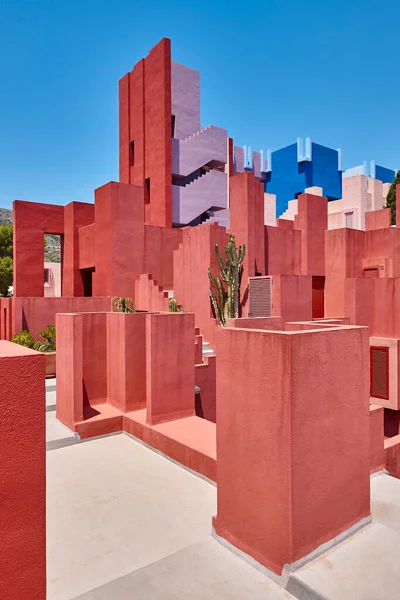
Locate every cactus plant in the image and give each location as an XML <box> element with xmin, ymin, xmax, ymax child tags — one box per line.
<box><xmin>168</xmin><ymin>298</ymin><xmax>179</xmax><ymax>312</ymax></box>
<box><xmin>112</xmin><ymin>297</ymin><xmax>136</xmax><ymax>313</ymax></box>
<box><xmin>208</xmin><ymin>234</ymin><xmax>246</xmax><ymax>326</ymax></box>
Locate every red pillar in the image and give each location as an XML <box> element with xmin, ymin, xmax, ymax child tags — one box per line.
<box><xmin>119</xmin><ymin>38</ymin><xmax>172</xmax><ymax>227</ymax></box>
<box><xmin>146</xmin><ymin>312</ymin><xmax>195</xmax><ymax>425</ymax></box>
<box><xmin>0</xmin><ymin>341</ymin><xmax>46</xmax><ymax>599</ymax></box>
<box><xmin>56</xmin><ymin>313</ymin><xmax>84</xmax><ymax>430</ymax></box>
<box><xmin>213</xmin><ymin>325</ymin><xmax>370</xmax><ymax>574</ymax></box>
<box><xmin>93</xmin><ymin>181</ymin><xmax>145</xmax><ymax>299</ymax></box>
<box><xmin>295</xmin><ymin>193</ymin><xmax>327</xmax><ymax>276</ymax></box>
<box><xmin>229</xmin><ymin>172</ymin><xmax>265</xmax><ymax>316</ymax></box>
<box><xmin>63</xmin><ymin>202</ymin><xmax>95</xmax><ymax>296</ymax></box>
<box><xmin>107</xmin><ymin>312</ymin><xmax>146</xmax><ymax>412</ymax></box>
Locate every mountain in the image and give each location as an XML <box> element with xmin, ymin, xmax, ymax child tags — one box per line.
<box><xmin>0</xmin><ymin>208</ymin><xmax>61</xmax><ymax>263</ymax></box>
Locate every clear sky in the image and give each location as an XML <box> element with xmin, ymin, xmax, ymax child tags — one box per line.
<box><xmin>0</xmin><ymin>0</ymin><xmax>398</xmax><ymax>209</ymax></box>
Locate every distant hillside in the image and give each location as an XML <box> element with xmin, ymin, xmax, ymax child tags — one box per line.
<box><xmin>0</xmin><ymin>208</ymin><xmax>61</xmax><ymax>263</ymax></box>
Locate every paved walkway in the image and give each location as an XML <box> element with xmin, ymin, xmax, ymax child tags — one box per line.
<box><xmin>46</xmin><ymin>380</ymin><xmax>400</xmax><ymax>599</ymax></box>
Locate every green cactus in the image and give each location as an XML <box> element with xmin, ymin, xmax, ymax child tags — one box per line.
<box><xmin>208</xmin><ymin>234</ymin><xmax>246</xmax><ymax>326</ymax></box>
<box><xmin>112</xmin><ymin>297</ymin><xmax>136</xmax><ymax>313</ymax></box>
<box><xmin>168</xmin><ymin>298</ymin><xmax>180</xmax><ymax>312</ymax></box>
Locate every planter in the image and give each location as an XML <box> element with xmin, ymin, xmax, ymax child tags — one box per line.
<box><xmin>45</xmin><ymin>352</ymin><xmax>56</xmax><ymax>378</ymax></box>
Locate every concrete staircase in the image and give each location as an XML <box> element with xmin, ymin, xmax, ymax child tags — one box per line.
<box><xmin>202</xmin><ymin>341</ymin><xmax>214</xmax><ymax>360</ymax></box>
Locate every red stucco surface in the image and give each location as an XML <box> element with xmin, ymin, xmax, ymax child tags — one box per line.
<box><xmin>0</xmin><ymin>341</ymin><xmax>46</xmax><ymax>599</ymax></box>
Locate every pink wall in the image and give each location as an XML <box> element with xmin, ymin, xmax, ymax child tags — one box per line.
<box><xmin>370</xmin><ymin>405</ymin><xmax>385</xmax><ymax>474</ymax></box>
<box><xmin>229</xmin><ymin>172</ymin><xmax>265</xmax><ymax>315</ymax></box>
<box><xmin>135</xmin><ymin>274</ymin><xmax>170</xmax><ymax>312</ymax></box>
<box><xmin>296</xmin><ymin>193</ymin><xmax>327</xmax><ymax>276</ymax></box>
<box><xmin>265</xmin><ymin>225</ymin><xmax>301</xmax><ymax>275</ymax></box>
<box><xmin>11</xmin><ymin>296</ymin><xmax>112</xmax><ymax>340</ymax></box>
<box><xmin>144</xmin><ymin>225</ymin><xmax>182</xmax><ymax>289</ymax></box>
<box><xmin>78</xmin><ymin>223</ymin><xmax>95</xmax><ymax>269</ymax></box>
<box><xmin>226</xmin><ymin>316</ymin><xmax>284</xmax><ymax>330</ymax></box>
<box><xmin>63</xmin><ymin>202</ymin><xmax>95</xmax><ymax>296</ymax></box>
<box><xmin>272</xmin><ymin>275</ymin><xmax>312</xmax><ymax>322</ymax></box>
<box><xmin>365</xmin><ymin>208</ymin><xmax>391</xmax><ymax>231</ymax></box>
<box><xmin>0</xmin><ymin>342</ymin><xmax>46</xmax><ymax>599</ymax></box>
<box><xmin>214</xmin><ymin>325</ymin><xmax>370</xmax><ymax>574</ymax></box>
<box><xmin>107</xmin><ymin>312</ymin><xmax>147</xmax><ymax>412</ymax></box>
<box><xmin>146</xmin><ymin>312</ymin><xmax>195</xmax><ymax>425</ymax></box>
<box><xmin>173</xmin><ymin>222</ymin><xmax>227</xmax><ymax>346</ymax></box>
<box><xmin>195</xmin><ymin>356</ymin><xmax>216</xmax><ymax>423</ymax></box>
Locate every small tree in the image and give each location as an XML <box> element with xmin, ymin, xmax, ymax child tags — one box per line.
<box><xmin>385</xmin><ymin>170</ymin><xmax>400</xmax><ymax>225</ymax></box>
<box><xmin>0</xmin><ymin>224</ymin><xmax>13</xmax><ymax>297</ymax></box>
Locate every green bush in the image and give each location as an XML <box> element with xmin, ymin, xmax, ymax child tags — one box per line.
<box><xmin>34</xmin><ymin>324</ymin><xmax>56</xmax><ymax>353</ymax></box>
<box><xmin>12</xmin><ymin>330</ymin><xmax>35</xmax><ymax>349</ymax></box>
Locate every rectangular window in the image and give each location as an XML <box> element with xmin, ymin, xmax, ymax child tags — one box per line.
<box><xmin>44</xmin><ymin>268</ymin><xmax>51</xmax><ymax>284</ymax></box>
<box><xmin>370</xmin><ymin>346</ymin><xmax>389</xmax><ymax>400</ymax></box>
<box><xmin>130</xmin><ymin>141</ymin><xmax>135</xmax><ymax>166</ymax></box>
<box><xmin>171</xmin><ymin>115</ymin><xmax>176</xmax><ymax>138</ymax></box>
<box><xmin>145</xmin><ymin>177</ymin><xmax>151</xmax><ymax>204</ymax></box>
<box><xmin>345</xmin><ymin>211</ymin><xmax>353</xmax><ymax>228</ymax></box>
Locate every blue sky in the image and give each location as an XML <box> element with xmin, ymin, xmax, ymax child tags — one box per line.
<box><xmin>0</xmin><ymin>0</ymin><xmax>398</xmax><ymax>208</ymax></box>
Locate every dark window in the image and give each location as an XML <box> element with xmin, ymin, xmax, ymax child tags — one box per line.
<box><xmin>130</xmin><ymin>141</ymin><xmax>135</xmax><ymax>166</ymax></box>
<box><xmin>171</xmin><ymin>115</ymin><xmax>176</xmax><ymax>138</ymax></box>
<box><xmin>44</xmin><ymin>268</ymin><xmax>51</xmax><ymax>284</ymax></box>
<box><xmin>80</xmin><ymin>268</ymin><xmax>95</xmax><ymax>297</ymax></box>
<box><xmin>145</xmin><ymin>177</ymin><xmax>151</xmax><ymax>204</ymax></box>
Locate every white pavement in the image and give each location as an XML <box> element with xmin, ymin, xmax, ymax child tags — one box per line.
<box><xmin>46</xmin><ymin>381</ymin><xmax>400</xmax><ymax>600</ymax></box>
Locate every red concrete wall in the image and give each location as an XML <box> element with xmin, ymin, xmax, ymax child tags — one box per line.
<box><xmin>0</xmin><ymin>341</ymin><xmax>46</xmax><ymax>599</ymax></box>
<box><xmin>0</xmin><ymin>298</ymin><xmax>13</xmax><ymax>340</ymax></box>
<box><xmin>119</xmin><ymin>38</ymin><xmax>172</xmax><ymax>226</ymax></box>
<box><xmin>146</xmin><ymin>313</ymin><xmax>195</xmax><ymax>425</ymax></box>
<box><xmin>12</xmin><ymin>296</ymin><xmax>112</xmax><ymax>340</ymax></box>
<box><xmin>226</xmin><ymin>316</ymin><xmax>284</xmax><ymax>330</ymax></box>
<box><xmin>370</xmin><ymin>405</ymin><xmax>385</xmax><ymax>474</ymax></box>
<box><xmin>265</xmin><ymin>226</ymin><xmax>301</xmax><ymax>275</ymax></box>
<box><xmin>365</xmin><ymin>208</ymin><xmax>391</xmax><ymax>231</ymax></box>
<box><xmin>82</xmin><ymin>312</ymin><xmax>108</xmax><ymax>406</ymax></box>
<box><xmin>295</xmin><ymin>193</ymin><xmax>327</xmax><ymax>276</ymax></box>
<box><xmin>63</xmin><ymin>202</ymin><xmax>95</xmax><ymax>296</ymax></box>
<box><xmin>385</xmin><ymin>435</ymin><xmax>400</xmax><ymax>478</ymax></box>
<box><xmin>56</xmin><ymin>313</ymin><xmax>84</xmax><ymax>429</ymax></box>
<box><xmin>93</xmin><ymin>181</ymin><xmax>144</xmax><ymax>299</ymax></box>
<box><xmin>214</xmin><ymin>325</ymin><xmax>370</xmax><ymax>574</ymax></box>
<box><xmin>229</xmin><ymin>172</ymin><xmax>265</xmax><ymax>315</ymax></box>
<box><xmin>364</xmin><ymin>227</ymin><xmax>400</xmax><ymax>278</ymax></box>
<box><xmin>173</xmin><ymin>222</ymin><xmax>227</xmax><ymax>346</ymax></box>
<box><xmin>144</xmin><ymin>225</ymin><xmax>182</xmax><ymax>289</ymax></box>
<box><xmin>78</xmin><ymin>223</ymin><xmax>95</xmax><ymax>270</ymax></box>
<box><xmin>13</xmin><ymin>200</ymin><xmax>64</xmax><ymax>297</ymax></box>
<box><xmin>272</xmin><ymin>275</ymin><xmax>312</xmax><ymax>322</ymax></box>
<box><xmin>195</xmin><ymin>356</ymin><xmax>216</xmax><ymax>423</ymax></box>
<box><xmin>107</xmin><ymin>312</ymin><xmax>147</xmax><ymax>412</ymax></box>
<box><xmin>325</xmin><ymin>228</ymin><xmax>364</xmax><ymax>317</ymax></box>
<box><xmin>135</xmin><ymin>274</ymin><xmax>169</xmax><ymax>312</ymax></box>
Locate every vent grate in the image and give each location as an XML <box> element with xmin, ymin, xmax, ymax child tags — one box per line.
<box><xmin>370</xmin><ymin>346</ymin><xmax>389</xmax><ymax>400</ymax></box>
<box><xmin>249</xmin><ymin>277</ymin><xmax>272</xmax><ymax>317</ymax></box>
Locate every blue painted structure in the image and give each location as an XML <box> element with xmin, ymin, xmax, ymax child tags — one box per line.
<box><xmin>343</xmin><ymin>160</ymin><xmax>395</xmax><ymax>184</ymax></box>
<box><xmin>264</xmin><ymin>138</ymin><xmax>343</xmax><ymax>217</ymax></box>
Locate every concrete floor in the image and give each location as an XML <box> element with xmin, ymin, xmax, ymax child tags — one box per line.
<box><xmin>46</xmin><ymin>380</ymin><xmax>400</xmax><ymax>599</ymax></box>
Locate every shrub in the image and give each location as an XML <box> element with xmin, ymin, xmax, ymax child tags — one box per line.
<box><xmin>112</xmin><ymin>297</ymin><xmax>136</xmax><ymax>313</ymax></box>
<box><xmin>12</xmin><ymin>330</ymin><xmax>35</xmax><ymax>349</ymax></box>
<box><xmin>34</xmin><ymin>324</ymin><xmax>56</xmax><ymax>353</ymax></box>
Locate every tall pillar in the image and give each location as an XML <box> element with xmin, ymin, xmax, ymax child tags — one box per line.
<box><xmin>229</xmin><ymin>172</ymin><xmax>265</xmax><ymax>316</ymax></box>
<box><xmin>63</xmin><ymin>202</ymin><xmax>95</xmax><ymax>296</ymax></box>
<box><xmin>93</xmin><ymin>181</ymin><xmax>145</xmax><ymax>299</ymax></box>
<box><xmin>213</xmin><ymin>325</ymin><xmax>370</xmax><ymax>574</ymax></box>
<box><xmin>0</xmin><ymin>341</ymin><xmax>46</xmax><ymax>598</ymax></box>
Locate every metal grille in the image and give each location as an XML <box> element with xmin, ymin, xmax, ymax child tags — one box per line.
<box><xmin>370</xmin><ymin>346</ymin><xmax>389</xmax><ymax>399</ymax></box>
<box><xmin>249</xmin><ymin>277</ymin><xmax>272</xmax><ymax>317</ymax></box>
